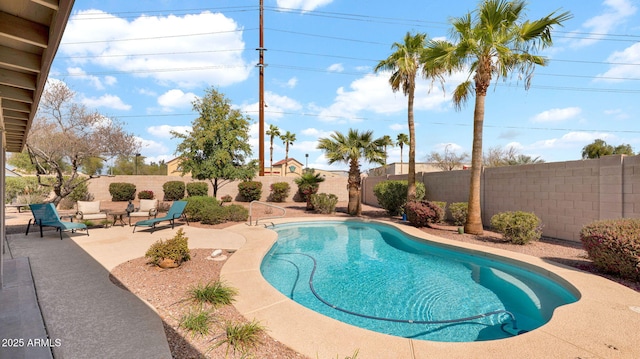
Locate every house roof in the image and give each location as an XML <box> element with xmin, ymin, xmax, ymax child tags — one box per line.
<box><xmin>272</xmin><ymin>158</ymin><xmax>303</xmax><ymax>166</ymax></box>
<box><xmin>0</xmin><ymin>0</ymin><xmax>75</xmax><ymax>153</ymax></box>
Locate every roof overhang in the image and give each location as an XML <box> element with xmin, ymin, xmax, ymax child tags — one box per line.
<box><xmin>0</xmin><ymin>0</ymin><xmax>75</xmax><ymax>153</ymax></box>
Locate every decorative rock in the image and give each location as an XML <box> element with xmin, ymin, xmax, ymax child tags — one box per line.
<box><xmin>158</xmin><ymin>258</ymin><xmax>179</xmax><ymax>269</ymax></box>
<box><xmin>211</xmin><ymin>249</ymin><xmax>223</xmax><ymax>258</ymax></box>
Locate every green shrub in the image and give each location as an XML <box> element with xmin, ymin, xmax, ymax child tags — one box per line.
<box><xmin>109</xmin><ymin>182</ymin><xmax>136</xmax><ymax>201</ymax></box>
<box><xmin>221</xmin><ymin>194</ymin><xmax>233</xmax><ymax>203</ymax></box>
<box><xmin>224</xmin><ymin>204</ymin><xmax>249</xmax><ymax>222</ymax></box>
<box><xmin>200</xmin><ymin>205</ymin><xmax>228</xmax><ymax>225</ymax></box>
<box><xmin>186</xmin><ymin>182</ymin><xmax>209</xmax><ymax>197</ymax></box>
<box><xmin>188</xmin><ymin>281</ymin><xmax>238</xmax><ymax>306</ymax></box>
<box><xmin>6</xmin><ymin>177</ymin><xmax>53</xmax><ymax>204</ymax></box>
<box><xmin>311</xmin><ymin>193</ymin><xmax>338</xmax><ymax>214</ymax></box>
<box><xmin>145</xmin><ymin>228</ymin><xmax>190</xmax><ymax>266</ymax></box>
<box><xmin>580</xmin><ymin>219</ymin><xmax>640</xmax><ymax>281</ymax></box>
<box><xmin>405</xmin><ymin>201</ymin><xmax>444</xmax><ymax>227</ymax></box>
<box><xmin>184</xmin><ymin>196</ymin><xmax>219</xmax><ymax>222</ymax></box>
<box><xmin>68</xmin><ymin>179</ymin><xmax>93</xmax><ymax>202</ymax></box>
<box><xmin>163</xmin><ymin>181</ymin><xmax>185</xmax><ymax>201</ymax></box>
<box><xmin>431</xmin><ymin>201</ymin><xmax>447</xmax><ymax>223</ymax></box>
<box><xmin>269</xmin><ymin>182</ymin><xmax>290</xmax><ymax>202</ymax></box>
<box><xmin>449</xmin><ymin>202</ymin><xmax>468</xmax><ymax>226</ymax></box>
<box><xmin>490</xmin><ymin>211</ymin><xmax>542</xmax><ymax>245</ymax></box>
<box><xmin>237</xmin><ymin>181</ymin><xmax>262</xmax><ymax>202</ymax></box>
<box><xmin>294</xmin><ymin>170</ymin><xmax>325</xmax><ymax>209</ymax></box>
<box><xmin>137</xmin><ymin>190</ymin><xmax>154</xmax><ymax>199</ymax></box>
<box><xmin>216</xmin><ymin>320</ymin><xmax>265</xmax><ymax>354</ymax></box>
<box><xmin>373</xmin><ymin>180</ymin><xmax>425</xmax><ymax>216</ymax></box>
<box><xmin>179</xmin><ymin>308</ymin><xmax>212</xmax><ymax>337</ymax></box>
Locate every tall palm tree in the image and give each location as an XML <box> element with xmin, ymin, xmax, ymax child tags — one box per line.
<box><xmin>396</xmin><ymin>133</ymin><xmax>409</xmax><ymax>174</ymax></box>
<box><xmin>266</xmin><ymin>124</ymin><xmax>280</xmax><ymax>176</ymax></box>
<box><xmin>425</xmin><ymin>0</ymin><xmax>571</xmax><ymax>234</ymax></box>
<box><xmin>375</xmin><ymin>32</ymin><xmax>444</xmax><ymax>202</ymax></box>
<box><xmin>379</xmin><ymin>135</ymin><xmax>394</xmax><ymax>170</ymax></box>
<box><xmin>317</xmin><ymin>129</ymin><xmax>385</xmax><ymax>215</ymax></box>
<box><xmin>280</xmin><ymin>131</ymin><xmax>296</xmax><ymax>176</ymax></box>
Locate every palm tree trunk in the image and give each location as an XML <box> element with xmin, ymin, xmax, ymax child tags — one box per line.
<box><xmin>347</xmin><ymin>158</ymin><xmax>361</xmax><ymax>215</ymax></box>
<box><xmin>465</xmin><ymin>93</ymin><xmax>485</xmax><ymax>235</ymax></box>
<box><xmin>400</xmin><ymin>145</ymin><xmax>404</xmax><ymax>174</ymax></box>
<box><xmin>269</xmin><ymin>142</ymin><xmax>274</xmax><ymax>176</ymax></box>
<box><xmin>407</xmin><ymin>84</ymin><xmax>417</xmax><ymax>202</ymax></box>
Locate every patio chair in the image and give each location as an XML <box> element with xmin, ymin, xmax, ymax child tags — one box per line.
<box><xmin>76</xmin><ymin>200</ymin><xmax>108</xmax><ymax>221</ymax></box>
<box><xmin>128</xmin><ymin>199</ymin><xmax>158</xmax><ymax>225</ymax></box>
<box><xmin>132</xmin><ymin>201</ymin><xmax>188</xmax><ymax>233</ymax></box>
<box><xmin>27</xmin><ymin>203</ymin><xmax>89</xmax><ymax>240</ymax></box>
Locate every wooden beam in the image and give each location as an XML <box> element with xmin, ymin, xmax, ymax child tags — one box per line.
<box><xmin>1</xmin><ymin>99</ymin><xmax>31</xmax><ymax>113</ymax></box>
<box><xmin>0</xmin><ymin>45</ymin><xmax>42</xmax><ymax>73</ymax></box>
<box><xmin>3</xmin><ymin>110</ymin><xmax>29</xmax><ymax>121</ymax></box>
<box><xmin>0</xmin><ymin>11</ymin><xmax>49</xmax><ymax>48</ymax></box>
<box><xmin>0</xmin><ymin>68</ymin><xmax>37</xmax><ymax>90</ymax></box>
<box><xmin>0</xmin><ymin>84</ymin><xmax>33</xmax><ymax>103</ymax></box>
<box><xmin>31</xmin><ymin>0</ymin><xmax>60</xmax><ymax>11</ymax></box>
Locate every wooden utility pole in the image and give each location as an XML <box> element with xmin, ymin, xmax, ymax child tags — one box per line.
<box><xmin>257</xmin><ymin>0</ymin><xmax>266</xmax><ymax>176</ymax></box>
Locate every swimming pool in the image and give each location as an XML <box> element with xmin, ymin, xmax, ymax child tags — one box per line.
<box><xmin>260</xmin><ymin>220</ymin><xmax>579</xmax><ymax>342</ymax></box>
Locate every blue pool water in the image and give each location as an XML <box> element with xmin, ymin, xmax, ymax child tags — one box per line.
<box><xmin>260</xmin><ymin>221</ymin><xmax>579</xmax><ymax>342</ymax></box>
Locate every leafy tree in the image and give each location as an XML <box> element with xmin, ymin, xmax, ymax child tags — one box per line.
<box><xmin>7</xmin><ymin>150</ymin><xmax>38</xmax><ymax>174</ymax></box>
<box><xmin>396</xmin><ymin>133</ymin><xmax>409</xmax><ymax>174</ymax></box>
<box><xmin>581</xmin><ymin>139</ymin><xmax>634</xmax><ymax>159</ymax></box>
<box><xmin>280</xmin><ymin>131</ymin><xmax>296</xmax><ymax>175</ymax></box>
<box><xmin>172</xmin><ymin>87</ymin><xmax>257</xmax><ymax>198</ymax></box>
<box><xmin>484</xmin><ymin>145</ymin><xmax>544</xmax><ymax>167</ymax></box>
<box><xmin>81</xmin><ymin>157</ymin><xmax>104</xmax><ymax>176</ymax></box>
<box><xmin>375</xmin><ymin>32</ymin><xmax>444</xmax><ymax>202</ymax></box>
<box><xmin>294</xmin><ymin>169</ymin><xmax>325</xmax><ymax>210</ymax></box>
<box><xmin>427</xmin><ymin>144</ymin><xmax>469</xmax><ymax>171</ymax></box>
<box><xmin>26</xmin><ymin>80</ymin><xmax>138</xmax><ymax>206</ymax></box>
<box><xmin>317</xmin><ymin>129</ymin><xmax>385</xmax><ymax>215</ymax></box>
<box><xmin>425</xmin><ymin>0</ymin><xmax>571</xmax><ymax>234</ymax></box>
<box><xmin>266</xmin><ymin>124</ymin><xmax>281</xmax><ymax>176</ymax></box>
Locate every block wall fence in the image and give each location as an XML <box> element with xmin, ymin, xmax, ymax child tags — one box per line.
<box><xmin>362</xmin><ymin>154</ymin><xmax>640</xmax><ymax>242</ymax></box>
<box><xmin>87</xmin><ymin>175</ymin><xmax>349</xmax><ymax>206</ymax></box>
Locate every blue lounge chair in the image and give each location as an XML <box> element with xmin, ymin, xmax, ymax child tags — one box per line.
<box><xmin>132</xmin><ymin>201</ymin><xmax>189</xmax><ymax>233</ymax></box>
<box><xmin>26</xmin><ymin>203</ymin><xmax>89</xmax><ymax>240</ymax></box>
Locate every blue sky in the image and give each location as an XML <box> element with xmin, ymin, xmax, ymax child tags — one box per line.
<box><xmin>50</xmin><ymin>0</ymin><xmax>640</xmax><ymax>172</ymax></box>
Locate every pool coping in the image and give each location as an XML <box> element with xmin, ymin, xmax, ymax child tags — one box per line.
<box><xmin>221</xmin><ymin>217</ymin><xmax>640</xmax><ymax>359</ymax></box>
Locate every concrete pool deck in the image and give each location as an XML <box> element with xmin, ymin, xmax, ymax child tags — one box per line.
<box><xmin>221</xmin><ymin>217</ymin><xmax>640</xmax><ymax>359</ymax></box>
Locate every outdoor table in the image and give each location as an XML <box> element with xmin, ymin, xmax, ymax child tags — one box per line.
<box><xmin>111</xmin><ymin>211</ymin><xmax>128</xmax><ymax>227</ymax></box>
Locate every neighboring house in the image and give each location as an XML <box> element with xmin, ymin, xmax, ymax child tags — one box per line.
<box><xmin>167</xmin><ymin>157</ymin><xmax>182</xmax><ymax>176</ymax></box>
<box><xmin>267</xmin><ymin>158</ymin><xmax>304</xmax><ymax>177</ymax></box>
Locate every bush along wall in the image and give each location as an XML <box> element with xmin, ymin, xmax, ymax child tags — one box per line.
<box><xmin>109</xmin><ymin>182</ymin><xmax>136</xmax><ymax>201</ymax></box>
<box><xmin>163</xmin><ymin>181</ymin><xmax>185</xmax><ymax>201</ymax></box>
<box><xmin>580</xmin><ymin>218</ymin><xmax>640</xmax><ymax>282</ymax></box>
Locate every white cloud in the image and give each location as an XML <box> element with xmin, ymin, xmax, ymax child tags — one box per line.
<box><xmin>147</xmin><ymin>125</ymin><xmax>191</xmax><ymax>138</ymax></box>
<box><xmin>67</xmin><ymin>66</ymin><xmax>112</xmax><ymax>90</ymax></box>
<box><xmin>157</xmin><ymin>89</ymin><xmax>197</xmax><ymax>110</ymax></box>
<box><xmin>276</xmin><ymin>0</ymin><xmax>334</xmax><ymax>12</ymax></box>
<box><xmin>603</xmin><ymin>108</ymin><xmax>630</xmax><ymax>119</ymax></box>
<box><xmin>81</xmin><ymin>94</ymin><xmax>131</xmax><ymax>110</ymax></box>
<box><xmin>596</xmin><ymin>42</ymin><xmax>640</xmax><ymax>82</ymax></box>
<box><xmin>315</xmin><ymin>72</ymin><xmax>450</xmax><ymax>122</ymax></box>
<box><xmin>135</xmin><ymin>136</ymin><xmax>170</xmax><ymax>157</ymax></box>
<box><xmin>531</xmin><ymin>107</ymin><xmax>581</xmax><ymax>123</ymax></box>
<box><xmin>530</xmin><ymin>132</ymin><xmax>614</xmax><ymax>149</ymax></box>
<box><xmin>301</xmin><ymin>127</ymin><xmax>332</xmax><ymax>138</ymax></box>
<box><xmin>568</xmin><ymin>0</ymin><xmax>637</xmax><ymax>48</ymax></box>
<box><xmin>241</xmin><ymin>91</ymin><xmax>302</xmax><ymax>121</ymax></box>
<box><xmin>433</xmin><ymin>142</ymin><xmax>465</xmax><ymax>153</ymax></box>
<box><xmin>61</xmin><ymin>10</ymin><xmax>251</xmax><ymax>88</ymax></box>
<box><xmin>389</xmin><ymin>123</ymin><xmax>407</xmax><ymax>131</ymax></box>
<box><xmin>327</xmin><ymin>63</ymin><xmax>344</xmax><ymax>73</ymax></box>
<box><xmin>286</xmin><ymin>77</ymin><xmax>298</xmax><ymax>88</ymax></box>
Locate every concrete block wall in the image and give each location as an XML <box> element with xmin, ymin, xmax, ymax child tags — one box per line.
<box><xmin>87</xmin><ymin>175</ymin><xmax>348</xmax><ymax>204</ymax></box>
<box><xmin>362</xmin><ymin>154</ymin><xmax>640</xmax><ymax>242</ymax></box>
